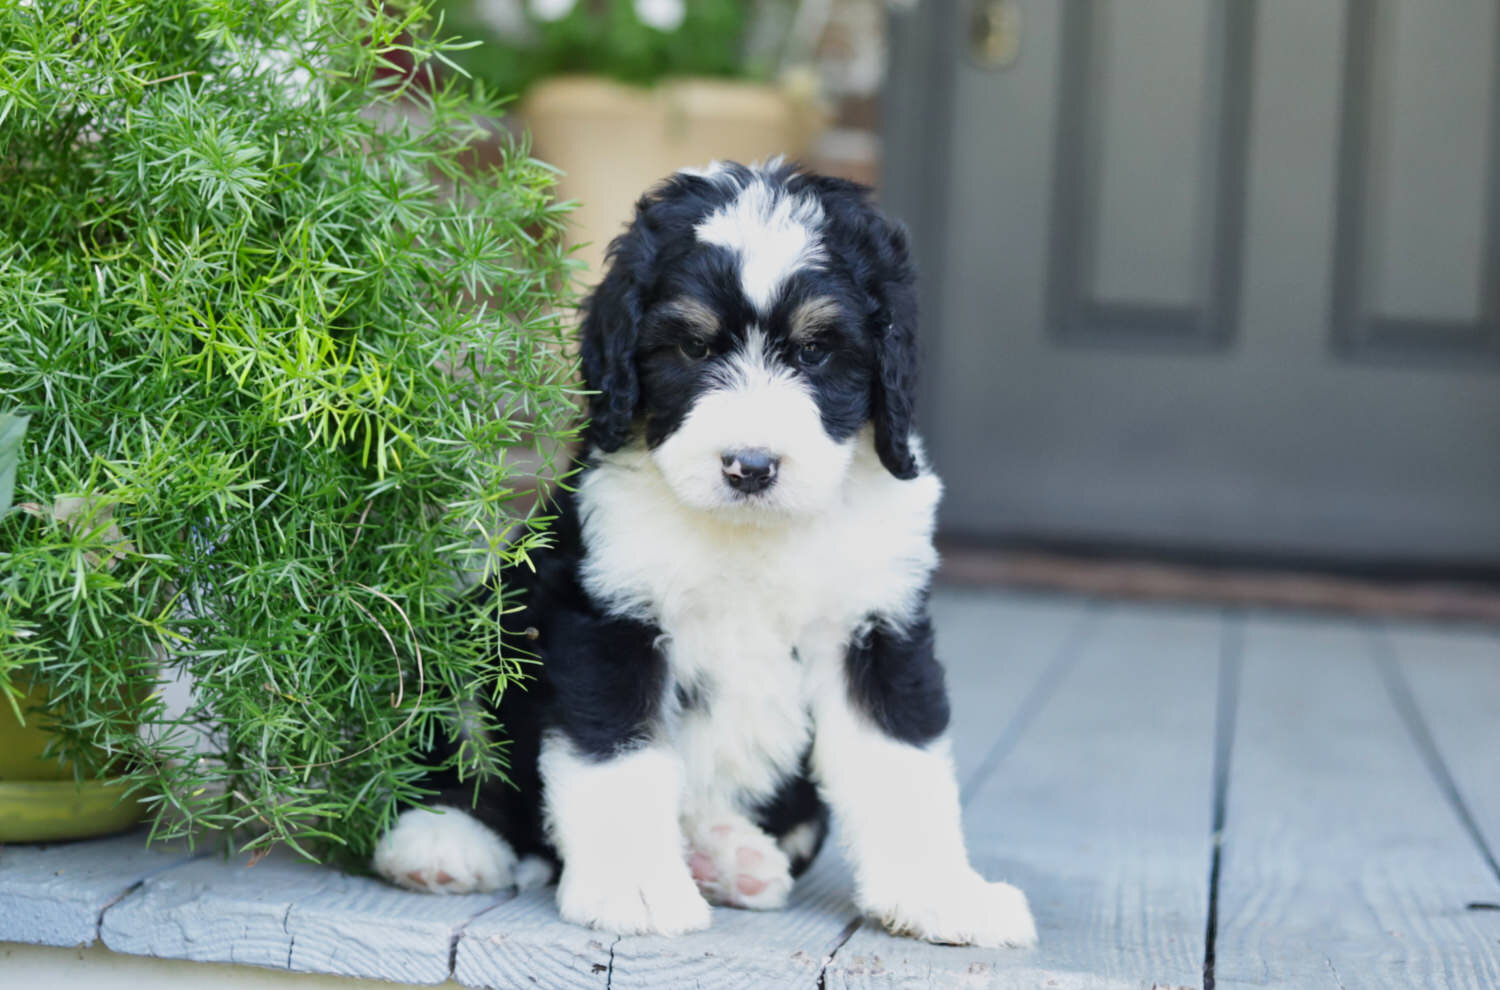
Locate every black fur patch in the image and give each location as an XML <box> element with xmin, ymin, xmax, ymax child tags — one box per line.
<box><xmin>844</xmin><ymin>610</ymin><xmax>951</xmax><ymax>745</ymax></box>
<box><xmin>751</xmin><ymin>749</ymin><xmax>829</xmax><ymax>877</ymax></box>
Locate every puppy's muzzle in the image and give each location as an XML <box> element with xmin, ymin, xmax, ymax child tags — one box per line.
<box><xmin>721</xmin><ymin>448</ymin><xmax>780</xmax><ymax>495</ymax></box>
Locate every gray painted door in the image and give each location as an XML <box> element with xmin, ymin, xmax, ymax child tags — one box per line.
<box><xmin>885</xmin><ymin>0</ymin><xmax>1500</xmax><ymax>566</ymax></box>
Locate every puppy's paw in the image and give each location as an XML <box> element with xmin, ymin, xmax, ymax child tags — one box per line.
<box><xmin>373</xmin><ymin>805</ymin><xmax>517</xmax><ymax>895</ymax></box>
<box><xmin>513</xmin><ymin>854</ymin><xmax>556</xmax><ymax>892</ymax></box>
<box><xmin>870</xmin><ymin>871</ymin><xmax>1038</xmax><ymax>949</ymax></box>
<box><xmin>556</xmin><ymin>860</ymin><xmax>712</xmax><ymax>935</ymax></box>
<box><xmin>687</xmin><ymin>819</ymin><xmax>794</xmax><ymax>910</ymax></box>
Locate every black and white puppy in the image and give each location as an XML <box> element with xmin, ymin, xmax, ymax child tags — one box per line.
<box><xmin>372</xmin><ymin>160</ymin><xmax>1037</xmax><ymax>948</ymax></box>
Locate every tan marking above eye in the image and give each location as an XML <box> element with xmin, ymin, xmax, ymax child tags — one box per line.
<box><xmin>658</xmin><ymin>297</ymin><xmax>720</xmax><ymax>337</ymax></box>
<box><xmin>788</xmin><ymin>297</ymin><xmax>843</xmax><ymax>342</ymax></box>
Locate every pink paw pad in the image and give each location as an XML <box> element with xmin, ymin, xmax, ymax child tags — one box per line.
<box><xmin>689</xmin><ymin>852</ymin><xmax>717</xmax><ymax>882</ymax></box>
<box><xmin>686</xmin><ymin>821</ymin><xmax>793</xmax><ymax>910</ymax></box>
<box><xmin>735</xmin><ymin>847</ymin><xmax>767</xmax><ymax>895</ymax></box>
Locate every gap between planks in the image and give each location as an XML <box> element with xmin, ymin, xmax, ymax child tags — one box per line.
<box><xmin>827</xmin><ymin>597</ymin><xmax>1223</xmax><ymax>988</ymax></box>
<box><xmin>958</xmin><ymin>599</ymin><xmax>1109</xmax><ymax>804</ymax></box>
<box><xmin>1212</xmin><ymin>612</ymin><xmax>1500</xmax><ymax>989</ymax></box>
<box><xmin>1202</xmin><ymin>611</ymin><xmax>1245</xmax><ymax>990</ymax></box>
<box><xmin>1370</xmin><ymin>623</ymin><xmax>1500</xmax><ymax>887</ymax></box>
<box><xmin>815</xmin><ymin>592</ymin><xmax>1106</xmax><ymax>987</ymax></box>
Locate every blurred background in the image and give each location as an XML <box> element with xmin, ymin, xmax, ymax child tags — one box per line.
<box><xmin>444</xmin><ymin>0</ymin><xmax>1500</xmax><ymax>615</ymax></box>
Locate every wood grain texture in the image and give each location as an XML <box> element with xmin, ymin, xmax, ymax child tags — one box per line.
<box><xmin>284</xmin><ymin>870</ymin><xmax>507</xmax><ymax>983</ymax></box>
<box><xmin>9</xmin><ymin>592</ymin><xmax>1500</xmax><ymax>989</ymax></box>
<box><xmin>1383</xmin><ymin>620</ymin><xmax>1500</xmax><ymax>875</ymax></box>
<box><xmin>0</xmin><ymin>831</ymin><xmax>200</xmax><ymax>948</ymax></box>
<box><xmin>935</xmin><ymin>589</ymin><xmax>1099</xmax><ymax>786</ymax></box>
<box><xmin>1213</xmin><ymin>614</ymin><xmax>1500</xmax><ymax>990</ymax></box>
<box><xmin>607</xmin><ymin>848</ymin><xmax>858</xmax><ymax>990</ymax></box>
<box><xmin>826</xmin><ymin>603</ymin><xmax>1222</xmax><ymax>989</ymax></box>
<box><xmin>100</xmin><ymin>847</ymin><xmax>504</xmax><ymax>983</ymax></box>
<box><xmin>451</xmin><ymin>856</ymin><xmax>858</xmax><ymax>990</ymax></box>
<box><xmin>451</xmin><ymin>887</ymin><xmax>613</xmax><ymax>990</ymax></box>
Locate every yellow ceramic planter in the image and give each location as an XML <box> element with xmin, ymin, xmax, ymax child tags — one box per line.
<box><xmin>0</xmin><ymin>684</ymin><xmax>146</xmax><ymax>842</ymax></box>
<box><xmin>0</xmin><ymin>778</ymin><xmax>146</xmax><ymax>842</ymax></box>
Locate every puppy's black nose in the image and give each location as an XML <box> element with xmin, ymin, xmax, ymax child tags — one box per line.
<box><xmin>721</xmin><ymin>448</ymin><xmax>780</xmax><ymax>494</ymax></box>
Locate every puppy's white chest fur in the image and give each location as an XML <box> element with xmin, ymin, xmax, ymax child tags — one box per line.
<box><xmin>576</xmin><ymin>440</ymin><xmax>941</xmax><ymax>810</ymax></box>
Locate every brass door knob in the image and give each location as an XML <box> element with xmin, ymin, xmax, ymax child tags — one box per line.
<box><xmin>969</xmin><ymin>0</ymin><xmax>1021</xmax><ymax>70</ymax></box>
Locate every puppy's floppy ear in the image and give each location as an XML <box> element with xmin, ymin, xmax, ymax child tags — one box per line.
<box><xmin>865</xmin><ymin>214</ymin><xmax>921</xmax><ymax>480</ymax></box>
<box><xmin>811</xmin><ymin>172</ymin><xmax>923</xmax><ymax>480</ymax></box>
<box><xmin>579</xmin><ymin>209</ymin><xmax>656</xmax><ymax>451</ymax></box>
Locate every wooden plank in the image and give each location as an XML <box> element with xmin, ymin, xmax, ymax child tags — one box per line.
<box><xmin>607</xmin><ymin>849</ymin><xmax>857</xmax><ymax>990</ymax></box>
<box><xmin>0</xmin><ymin>831</ymin><xmax>201</xmax><ymax>948</ymax></box>
<box><xmin>1214</xmin><ymin>613</ymin><xmax>1500</xmax><ymax>990</ymax></box>
<box><xmin>825</xmin><ymin>602</ymin><xmax>1222</xmax><ymax>989</ymax></box>
<box><xmin>2</xmin><ymin>941</ymin><xmax>400</xmax><ymax>989</ymax></box>
<box><xmin>100</xmin><ymin>847</ymin><xmax>503</xmax><ymax>983</ymax></box>
<box><xmin>286</xmin><ymin>873</ymin><xmax>506</xmax><ymax>983</ymax></box>
<box><xmin>1383</xmin><ymin>620</ymin><xmax>1500</xmax><ymax>875</ymax></box>
<box><xmin>451</xmin><ymin>886</ymin><xmax>612</xmax><ymax>989</ymax></box>
<box><xmin>935</xmin><ymin>589</ymin><xmax>1101</xmax><ymax>785</ymax></box>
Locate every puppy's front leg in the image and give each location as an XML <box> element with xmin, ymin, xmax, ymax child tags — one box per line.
<box><xmin>810</xmin><ymin>619</ymin><xmax>1038</xmax><ymax>948</ymax></box>
<box><xmin>540</xmin><ymin>735</ymin><xmax>711</xmax><ymax>935</ymax></box>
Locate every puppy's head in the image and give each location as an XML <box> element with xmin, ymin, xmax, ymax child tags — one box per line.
<box><xmin>579</xmin><ymin>160</ymin><xmax>920</xmax><ymax>517</ymax></box>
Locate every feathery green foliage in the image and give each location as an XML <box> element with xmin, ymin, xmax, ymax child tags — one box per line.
<box><xmin>434</xmin><ymin>0</ymin><xmax>754</xmax><ymax>97</ymax></box>
<box><xmin>0</xmin><ymin>0</ymin><xmax>580</xmax><ymax>860</ymax></box>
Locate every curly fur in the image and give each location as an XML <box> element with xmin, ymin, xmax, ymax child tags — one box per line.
<box><xmin>374</xmin><ymin>160</ymin><xmax>1037</xmax><ymax>950</ymax></box>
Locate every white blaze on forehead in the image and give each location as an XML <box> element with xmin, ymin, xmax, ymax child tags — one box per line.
<box><xmin>710</xmin><ymin>327</ymin><xmax>785</xmax><ymax>389</ymax></box>
<box><xmin>677</xmin><ymin>160</ymin><xmax>731</xmax><ymax>183</ymax></box>
<box><xmin>694</xmin><ymin>180</ymin><xmax>826</xmax><ymax>312</ymax></box>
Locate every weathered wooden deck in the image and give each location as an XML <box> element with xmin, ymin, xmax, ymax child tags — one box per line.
<box><xmin>4</xmin><ymin>588</ymin><xmax>1500</xmax><ymax>989</ymax></box>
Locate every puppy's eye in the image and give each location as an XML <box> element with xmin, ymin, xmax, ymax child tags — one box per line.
<box><xmin>679</xmin><ymin>337</ymin><xmax>710</xmax><ymax>360</ymax></box>
<box><xmin>797</xmin><ymin>341</ymin><xmax>829</xmax><ymax>368</ymax></box>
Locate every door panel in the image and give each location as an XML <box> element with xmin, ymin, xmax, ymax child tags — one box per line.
<box><xmin>885</xmin><ymin>0</ymin><xmax>1500</xmax><ymax>565</ymax></box>
<box><xmin>1090</xmin><ymin>0</ymin><xmax>1211</xmax><ymax>306</ymax></box>
<box><xmin>1048</xmin><ymin>0</ymin><xmax>1250</xmax><ymax>348</ymax></box>
<box><xmin>1333</xmin><ymin>0</ymin><xmax>1500</xmax><ymax>358</ymax></box>
<box><xmin>1367</xmin><ymin>2</ymin><xmax>1494</xmax><ymax>322</ymax></box>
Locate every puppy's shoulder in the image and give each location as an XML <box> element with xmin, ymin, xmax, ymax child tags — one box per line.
<box><xmin>843</xmin><ymin>434</ymin><xmax>943</xmax><ymax>539</ymax></box>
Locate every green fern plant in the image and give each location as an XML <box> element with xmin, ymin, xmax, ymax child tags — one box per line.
<box><xmin>0</xmin><ymin>0</ymin><xmax>580</xmax><ymax>860</ymax></box>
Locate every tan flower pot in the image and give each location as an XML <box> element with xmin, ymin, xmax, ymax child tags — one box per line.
<box><xmin>520</xmin><ymin>75</ymin><xmax>822</xmax><ymax>283</ymax></box>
